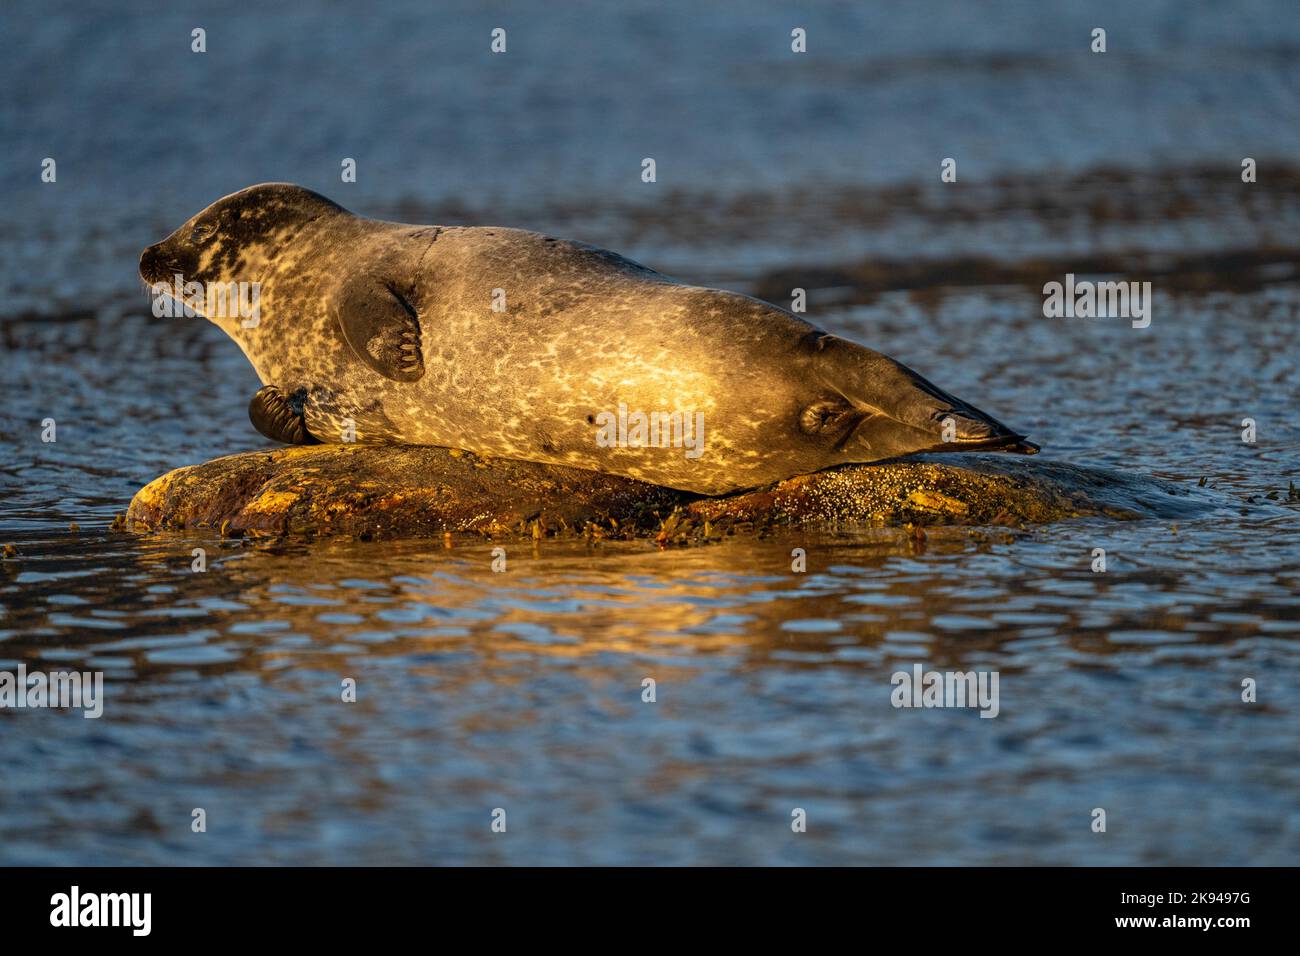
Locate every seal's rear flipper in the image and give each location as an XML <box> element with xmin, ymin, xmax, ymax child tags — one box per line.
<box><xmin>810</xmin><ymin>333</ymin><xmax>1037</xmax><ymax>459</ymax></box>
<box><xmin>249</xmin><ymin>385</ymin><xmax>319</xmax><ymax>445</ymax></box>
<box><xmin>336</xmin><ymin>279</ymin><xmax>425</xmax><ymax>382</ymax></box>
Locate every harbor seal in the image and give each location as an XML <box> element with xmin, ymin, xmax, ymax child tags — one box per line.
<box><xmin>139</xmin><ymin>183</ymin><xmax>1038</xmax><ymax>495</ymax></box>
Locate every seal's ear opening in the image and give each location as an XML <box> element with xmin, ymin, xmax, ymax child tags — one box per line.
<box><xmin>335</xmin><ymin>278</ymin><xmax>425</xmax><ymax>382</ymax></box>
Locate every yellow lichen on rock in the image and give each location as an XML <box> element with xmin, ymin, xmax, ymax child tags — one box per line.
<box><xmin>243</xmin><ymin>489</ymin><xmax>303</xmax><ymax>516</ymax></box>
<box><xmin>906</xmin><ymin>489</ymin><xmax>970</xmax><ymax>515</ymax></box>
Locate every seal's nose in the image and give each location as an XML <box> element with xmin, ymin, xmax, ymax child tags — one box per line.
<box><xmin>139</xmin><ymin>244</ymin><xmax>161</xmax><ymax>281</ymax></box>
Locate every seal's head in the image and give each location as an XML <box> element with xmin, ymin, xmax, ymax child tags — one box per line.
<box><xmin>139</xmin><ymin>183</ymin><xmax>346</xmax><ymax>328</ymax></box>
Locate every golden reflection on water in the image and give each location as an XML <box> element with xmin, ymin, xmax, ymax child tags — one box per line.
<box><xmin>4</xmin><ymin>519</ymin><xmax>1292</xmax><ymax>691</ymax></box>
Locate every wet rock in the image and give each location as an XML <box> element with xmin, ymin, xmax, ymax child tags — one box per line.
<box><xmin>127</xmin><ymin>445</ymin><xmax>1217</xmax><ymax>540</ymax></box>
<box><xmin>687</xmin><ymin>456</ymin><xmax>1215</xmax><ymax>528</ymax></box>
<box><xmin>127</xmin><ymin>445</ymin><xmax>681</xmax><ymax>539</ymax></box>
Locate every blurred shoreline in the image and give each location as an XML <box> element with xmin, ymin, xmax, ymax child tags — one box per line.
<box><xmin>6</xmin><ymin>163</ymin><xmax>1300</xmax><ymax>324</ymax></box>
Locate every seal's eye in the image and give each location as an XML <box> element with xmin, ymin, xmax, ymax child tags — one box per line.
<box><xmin>190</xmin><ymin>222</ymin><xmax>217</xmax><ymax>243</ymax></box>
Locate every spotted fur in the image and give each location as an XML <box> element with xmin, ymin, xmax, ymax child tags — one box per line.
<box><xmin>140</xmin><ymin>183</ymin><xmax>1036</xmax><ymax>495</ymax></box>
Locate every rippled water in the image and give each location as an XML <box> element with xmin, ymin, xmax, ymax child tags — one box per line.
<box><xmin>2</xmin><ymin>0</ymin><xmax>1298</xmax><ymax>864</ymax></box>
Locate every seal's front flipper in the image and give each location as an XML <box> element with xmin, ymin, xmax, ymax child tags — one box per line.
<box><xmin>336</xmin><ymin>280</ymin><xmax>425</xmax><ymax>382</ymax></box>
<box><xmin>249</xmin><ymin>385</ymin><xmax>319</xmax><ymax>445</ymax></box>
